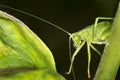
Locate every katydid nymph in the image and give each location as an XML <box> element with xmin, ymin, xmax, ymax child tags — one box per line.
<box><xmin>0</xmin><ymin>5</ymin><xmax>113</xmax><ymax>79</ymax></box>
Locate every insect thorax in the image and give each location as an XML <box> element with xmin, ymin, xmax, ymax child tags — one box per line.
<box><xmin>71</xmin><ymin>21</ymin><xmax>111</xmax><ymax>48</ymax></box>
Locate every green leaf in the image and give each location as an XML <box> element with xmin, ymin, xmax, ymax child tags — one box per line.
<box><xmin>0</xmin><ymin>11</ymin><xmax>65</xmax><ymax>80</ymax></box>
<box><xmin>0</xmin><ymin>68</ymin><xmax>65</xmax><ymax>80</ymax></box>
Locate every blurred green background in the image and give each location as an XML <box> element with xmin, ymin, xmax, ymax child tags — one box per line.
<box><xmin>0</xmin><ymin>0</ymin><xmax>119</xmax><ymax>80</ymax></box>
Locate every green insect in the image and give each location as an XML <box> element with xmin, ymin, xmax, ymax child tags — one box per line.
<box><xmin>66</xmin><ymin>17</ymin><xmax>113</xmax><ymax>79</ymax></box>
<box><xmin>0</xmin><ymin>5</ymin><xmax>113</xmax><ymax>79</ymax></box>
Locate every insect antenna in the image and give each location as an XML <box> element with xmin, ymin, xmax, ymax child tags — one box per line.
<box><xmin>0</xmin><ymin>5</ymin><xmax>71</xmax><ymax>36</ymax></box>
<box><xmin>69</xmin><ymin>35</ymin><xmax>76</xmax><ymax>80</ymax></box>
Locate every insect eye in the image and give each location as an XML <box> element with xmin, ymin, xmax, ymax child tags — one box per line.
<box><xmin>72</xmin><ymin>34</ymin><xmax>82</xmax><ymax>48</ymax></box>
<box><xmin>72</xmin><ymin>35</ymin><xmax>80</xmax><ymax>42</ymax></box>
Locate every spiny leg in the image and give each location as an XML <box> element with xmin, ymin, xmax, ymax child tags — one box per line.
<box><xmin>93</xmin><ymin>17</ymin><xmax>113</xmax><ymax>39</ymax></box>
<box><xmin>87</xmin><ymin>42</ymin><xmax>91</xmax><ymax>79</ymax></box>
<box><xmin>66</xmin><ymin>42</ymin><xmax>85</xmax><ymax>74</ymax></box>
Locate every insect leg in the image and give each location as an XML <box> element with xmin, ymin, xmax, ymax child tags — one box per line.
<box><xmin>93</xmin><ymin>17</ymin><xmax>113</xmax><ymax>39</ymax></box>
<box><xmin>69</xmin><ymin>36</ymin><xmax>76</xmax><ymax>80</ymax></box>
<box><xmin>66</xmin><ymin>42</ymin><xmax>85</xmax><ymax>74</ymax></box>
<box><xmin>87</xmin><ymin>42</ymin><xmax>91</xmax><ymax>79</ymax></box>
<box><xmin>90</xmin><ymin>44</ymin><xmax>101</xmax><ymax>56</ymax></box>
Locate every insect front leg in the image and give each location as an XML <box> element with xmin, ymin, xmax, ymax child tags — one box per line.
<box><xmin>66</xmin><ymin>42</ymin><xmax>85</xmax><ymax>74</ymax></box>
<box><xmin>68</xmin><ymin>36</ymin><xmax>76</xmax><ymax>80</ymax></box>
<box><xmin>93</xmin><ymin>17</ymin><xmax>113</xmax><ymax>39</ymax></box>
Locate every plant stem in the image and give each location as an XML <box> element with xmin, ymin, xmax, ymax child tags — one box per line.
<box><xmin>94</xmin><ymin>2</ymin><xmax>120</xmax><ymax>80</ymax></box>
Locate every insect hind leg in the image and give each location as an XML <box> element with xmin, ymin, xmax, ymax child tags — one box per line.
<box><xmin>94</xmin><ymin>17</ymin><xmax>113</xmax><ymax>39</ymax></box>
